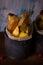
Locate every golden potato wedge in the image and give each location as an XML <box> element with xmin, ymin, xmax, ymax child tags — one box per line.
<box><xmin>7</xmin><ymin>13</ymin><xmax>19</xmax><ymax>33</ymax></box>
<box><xmin>12</xmin><ymin>26</ymin><xmax>19</xmax><ymax>37</ymax></box>
<box><xmin>19</xmin><ymin>31</ymin><xmax>28</xmax><ymax>38</ymax></box>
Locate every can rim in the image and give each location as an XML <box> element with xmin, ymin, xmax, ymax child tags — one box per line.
<box><xmin>6</xmin><ymin>28</ymin><xmax>32</xmax><ymax>41</ymax></box>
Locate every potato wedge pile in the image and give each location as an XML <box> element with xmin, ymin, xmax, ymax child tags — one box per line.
<box><xmin>6</xmin><ymin>13</ymin><xmax>32</xmax><ymax>38</ymax></box>
<box><xmin>36</xmin><ymin>10</ymin><xmax>43</xmax><ymax>30</ymax></box>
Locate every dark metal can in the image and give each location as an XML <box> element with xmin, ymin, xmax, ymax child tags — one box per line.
<box><xmin>4</xmin><ymin>28</ymin><xmax>33</xmax><ymax>60</ymax></box>
<box><xmin>33</xmin><ymin>20</ymin><xmax>43</xmax><ymax>55</ymax></box>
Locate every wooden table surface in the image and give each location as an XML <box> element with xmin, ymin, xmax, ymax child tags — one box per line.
<box><xmin>0</xmin><ymin>32</ymin><xmax>43</xmax><ymax>65</ymax></box>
